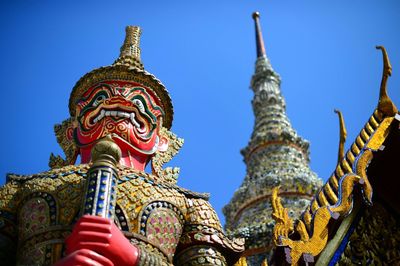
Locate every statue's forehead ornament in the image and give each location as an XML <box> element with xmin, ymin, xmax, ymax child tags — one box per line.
<box><xmin>69</xmin><ymin>26</ymin><xmax>173</xmax><ymax>129</ymax></box>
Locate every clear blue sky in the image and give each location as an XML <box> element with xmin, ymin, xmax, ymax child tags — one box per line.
<box><xmin>1</xmin><ymin>1</ymin><xmax>399</xmax><ymax>225</ymax></box>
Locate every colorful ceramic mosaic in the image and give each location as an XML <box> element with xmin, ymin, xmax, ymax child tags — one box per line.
<box><xmin>223</xmin><ymin>12</ymin><xmax>322</xmax><ymax>264</ymax></box>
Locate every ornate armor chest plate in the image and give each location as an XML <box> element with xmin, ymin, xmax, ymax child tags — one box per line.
<box><xmin>1</xmin><ymin>164</ymin><xmax>234</xmax><ymax>265</ymax></box>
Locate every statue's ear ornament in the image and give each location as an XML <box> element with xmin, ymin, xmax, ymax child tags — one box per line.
<box><xmin>151</xmin><ymin>126</ymin><xmax>184</xmax><ymax>184</ymax></box>
<box><xmin>49</xmin><ymin>118</ymin><xmax>78</xmax><ymax>169</ymax></box>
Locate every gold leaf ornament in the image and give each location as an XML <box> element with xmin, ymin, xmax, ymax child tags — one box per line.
<box><xmin>271</xmin><ymin>186</ymin><xmax>294</xmax><ymax>246</ymax></box>
<box><xmin>151</xmin><ymin>127</ymin><xmax>184</xmax><ymax>183</ymax></box>
<box><xmin>50</xmin><ymin>118</ymin><xmax>78</xmax><ymax>168</ymax></box>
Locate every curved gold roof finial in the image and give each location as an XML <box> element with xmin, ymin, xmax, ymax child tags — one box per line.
<box><xmin>334</xmin><ymin>109</ymin><xmax>347</xmax><ymax>164</ymax></box>
<box><xmin>376</xmin><ymin>46</ymin><xmax>398</xmax><ymax>116</ymax></box>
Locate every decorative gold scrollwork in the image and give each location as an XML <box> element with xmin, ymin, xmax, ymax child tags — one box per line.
<box><xmin>271</xmin><ymin>46</ymin><xmax>398</xmax><ymax>265</ymax></box>
<box><xmin>272</xmin><ymin>150</ymin><xmax>374</xmax><ymax>265</ymax></box>
<box><xmin>50</xmin><ymin>118</ymin><xmax>78</xmax><ymax>168</ymax></box>
<box><xmin>151</xmin><ymin>127</ymin><xmax>184</xmax><ymax>183</ymax></box>
<box><xmin>271</xmin><ymin>186</ymin><xmax>293</xmax><ymax>246</ymax></box>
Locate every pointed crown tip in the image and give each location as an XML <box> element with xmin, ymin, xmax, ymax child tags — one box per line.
<box><xmin>121</xmin><ymin>25</ymin><xmax>141</xmax><ymax>55</ymax></box>
<box><xmin>126</xmin><ymin>25</ymin><xmax>141</xmax><ymax>31</ymax></box>
<box><xmin>124</xmin><ymin>26</ymin><xmax>141</xmax><ymax>40</ymax></box>
<box><xmin>115</xmin><ymin>25</ymin><xmax>143</xmax><ymax>69</ymax></box>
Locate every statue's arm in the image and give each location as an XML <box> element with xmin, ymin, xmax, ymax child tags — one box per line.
<box><xmin>130</xmin><ymin>240</ymin><xmax>171</xmax><ymax>266</ymax></box>
<box><xmin>175</xmin><ymin>245</ymin><xmax>230</xmax><ymax>265</ymax></box>
<box><xmin>174</xmin><ymin>198</ymin><xmax>244</xmax><ymax>266</ymax></box>
<box><xmin>0</xmin><ymin>182</ymin><xmax>20</xmax><ymax>265</ymax></box>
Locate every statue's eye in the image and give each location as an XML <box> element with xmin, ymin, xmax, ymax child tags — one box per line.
<box><xmin>133</xmin><ymin>99</ymin><xmax>145</xmax><ymax>113</ymax></box>
<box><xmin>93</xmin><ymin>95</ymin><xmax>107</xmax><ymax>107</ymax></box>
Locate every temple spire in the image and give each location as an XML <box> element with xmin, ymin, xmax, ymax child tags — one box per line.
<box><xmin>223</xmin><ymin>12</ymin><xmax>322</xmax><ymax>264</ymax></box>
<box><xmin>252</xmin><ymin>12</ymin><xmax>266</xmax><ymax>58</ymax></box>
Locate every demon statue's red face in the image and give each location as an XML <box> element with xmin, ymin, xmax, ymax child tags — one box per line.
<box><xmin>72</xmin><ymin>80</ymin><xmax>165</xmax><ymax>167</ymax></box>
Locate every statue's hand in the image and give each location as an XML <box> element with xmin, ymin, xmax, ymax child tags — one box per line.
<box><xmin>65</xmin><ymin>215</ymin><xmax>139</xmax><ymax>266</ymax></box>
<box><xmin>54</xmin><ymin>249</ymin><xmax>114</xmax><ymax>266</ymax></box>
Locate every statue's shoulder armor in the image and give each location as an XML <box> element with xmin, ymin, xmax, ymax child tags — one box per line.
<box><xmin>162</xmin><ymin>183</ymin><xmax>210</xmax><ymax>200</ymax></box>
<box><xmin>0</xmin><ymin>179</ymin><xmax>21</xmax><ymax>213</ymax></box>
<box><xmin>177</xmin><ymin>197</ymin><xmax>245</xmax><ymax>264</ymax></box>
<box><xmin>117</xmin><ymin>168</ymin><xmax>210</xmax><ymax>200</ymax></box>
<box><xmin>4</xmin><ymin>164</ymin><xmax>88</xmax><ymax>217</ymax></box>
<box><xmin>6</xmin><ymin>164</ymin><xmax>90</xmax><ymax>184</ymax></box>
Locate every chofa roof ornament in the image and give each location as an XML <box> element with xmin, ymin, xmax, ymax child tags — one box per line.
<box><xmin>270</xmin><ymin>46</ymin><xmax>399</xmax><ymax>265</ymax></box>
<box><xmin>376</xmin><ymin>46</ymin><xmax>397</xmax><ymax>116</ymax></box>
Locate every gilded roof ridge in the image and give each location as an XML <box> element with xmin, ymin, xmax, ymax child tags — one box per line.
<box><xmin>270</xmin><ymin>46</ymin><xmax>400</xmax><ymax>265</ymax></box>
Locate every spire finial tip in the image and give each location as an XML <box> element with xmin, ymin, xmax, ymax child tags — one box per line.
<box><xmin>252</xmin><ymin>11</ymin><xmax>266</xmax><ymax>58</ymax></box>
<box><xmin>252</xmin><ymin>12</ymin><xmax>260</xmax><ymax>20</ymax></box>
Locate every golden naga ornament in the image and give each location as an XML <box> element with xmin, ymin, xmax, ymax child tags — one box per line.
<box><xmin>151</xmin><ymin>126</ymin><xmax>184</xmax><ymax>183</ymax></box>
<box><xmin>49</xmin><ymin>118</ymin><xmax>78</xmax><ymax>168</ymax></box>
<box><xmin>270</xmin><ymin>46</ymin><xmax>399</xmax><ymax>265</ymax></box>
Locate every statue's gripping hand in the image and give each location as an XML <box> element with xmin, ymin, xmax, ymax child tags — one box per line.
<box><xmin>55</xmin><ymin>215</ymin><xmax>139</xmax><ymax>266</ymax></box>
